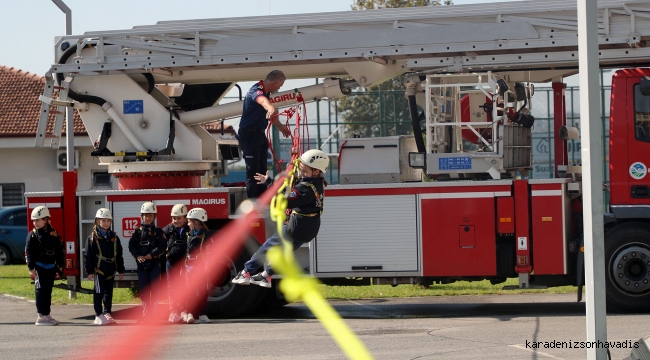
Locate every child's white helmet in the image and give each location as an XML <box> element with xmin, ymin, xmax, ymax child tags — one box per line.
<box><xmin>140</xmin><ymin>202</ymin><xmax>157</xmax><ymax>214</ymax></box>
<box><xmin>171</xmin><ymin>204</ymin><xmax>188</xmax><ymax>217</ymax></box>
<box><xmin>300</xmin><ymin>149</ymin><xmax>329</xmax><ymax>174</ymax></box>
<box><xmin>187</xmin><ymin>208</ymin><xmax>208</xmax><ymax>222</ymax></box>
<box><xmin>31</xmin><ymin>206</ymin><xmax>51</xmax><ymax>220</ymax></box>
<box><xmin>95</xmin><ymin>208</ymin><xmax>113</xmax><ymax>220</ymax></box>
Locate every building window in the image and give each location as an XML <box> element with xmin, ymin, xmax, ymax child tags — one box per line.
<box><xmin>92</xmin><ymin>172</ymin><xmax>112</xmax><ymax>188</ymax></box>
<box><xmin>0</xmin><ymin>183</ymin><xmax>25</xmax><ymax>206</ymax></box>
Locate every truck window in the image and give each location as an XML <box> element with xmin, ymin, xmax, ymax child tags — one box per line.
<box><xmin>635</xmin><ymin>84</ymin><xmax>650</xmax><ymax>142</ymax></box>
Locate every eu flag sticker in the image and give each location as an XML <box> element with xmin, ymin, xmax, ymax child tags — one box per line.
<box><xmin>123</xmin><ymin>100</ymin><xmax>144</xmax><ymax>114</ymax></box>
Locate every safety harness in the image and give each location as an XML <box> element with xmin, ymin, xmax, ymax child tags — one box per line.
<box><xmin>185</xmin><ymin>231</ymin><xmax>206</xmax><ymax>264</ymax></box>
<box><xmin>32</xmin><ymin>227</ymin><xmax>58</xmax><ymax>257</ymax></box>
<box><xmin>138</xmin><ymin>225</ymin><xmax>159</xmax><ymax>248</ymax></box>
<box><xmin>169</xmin><ymin>227</ymin><xmax>186</xmax><ymax>247</ymax></box>
<box><xmin>291</xmin><ymin>182</ymin><xmax>324</xmax><ymax>217</ymax></box>
<box><xmin>92</xmin><ymin>227</ymin><xmax>117</xmax><ymax>280</ymax></box>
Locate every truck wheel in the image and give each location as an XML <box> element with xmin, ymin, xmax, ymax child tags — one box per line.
<box><xmin>205</xmin><ymin>249</ymin><xmax>263</xmax><ymax>318</ymax></box>
<box><xmin>0</xmin><ymin>245</ymin><xmax>12</xmax><ymax>265</ymax></box>
<box><xmin>604</xmin><ymin>222</ymin><xmax>650</xmax><ymax>313</ymax></box>
<box><xmin>256</xmin><ymin>280</ymin><xmax>288</xmax><ymax>310</ymax></box>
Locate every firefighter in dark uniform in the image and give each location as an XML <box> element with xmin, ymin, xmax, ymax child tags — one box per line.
<box><xmin>232</xmin><ymin>149</ymin><xmax>328</xmax><ymax>288</ymax></box>
<box><xmin>181</xmin><ymin>207</ymin><xmax>214</xmax><ymax>324</ymax></box>
<box><xmin>84</xmin><ymin>208</ymin><xmax>125</xmax><ymax>325</ymax></box>
<box><xmin>25</xmin><ymin>206</ymin><xmax>64</xmax><ymax>326</ymax></box>
<box><xmin>128</xmin><ymin>202</ymin><xmax>166</xmax><ymax>319</ymax></box>
<box><xmin>162</xmin><ymin>204</ymin><xmax>189</xmax><ymax>323</ymax></box>
<box><xmin>238</xmin><ymin>70</ymin><xmax>292</xmax><ymax>199</ymax></box>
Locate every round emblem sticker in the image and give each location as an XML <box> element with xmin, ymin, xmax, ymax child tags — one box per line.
<box><xmin>630</xmin><ymin>162</ymin><xmax>647</xmax><ymax>180</ymax></box>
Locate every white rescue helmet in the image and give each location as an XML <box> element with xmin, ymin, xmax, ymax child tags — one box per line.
<box><xmin>31</xmin><ymin>206</ymin><xmax>51</xmax><ymax>220</ymax></box>
<box><xmin>141</xmin><ymin>202</ymin><xmax>157</xmax><ymax>214</ymax></box>
<box><xmin>187</xmin><ymin>208</ymin><xmax>208</xmax><ymax>222</ymax></box>
<box><xmin>95</xmin><ymin>208</ymin><xmax>113</xmax><ymax>220</ymax></box>
<box><xmin>300</xmin><ymin>149</ymin><xmax>329</xmax><ymax>174</ymax></box>
<box><xmin>171</xmin><ymin>204</ymin><xmax>188</xmax><ymax>217</ymax></box>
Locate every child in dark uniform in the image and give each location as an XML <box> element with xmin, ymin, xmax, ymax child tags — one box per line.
<box><xmin>84</xmin><ymin>208</ymin><xmax>125</xmax><ymax>325</ymax></box>
<box><xmin>182</xmin><ymin>207</ymin><xmax>214</xmax><ymax>324</ymax></box>
<box><xmin>232</xmin><ymin>149</ymin><xmax>328</xmax><ymax>288</ymax></box>
<box><xmin>162</xmin><ymin>204</ymin><xmax>189</xmax><ymax>323</ymax></box>
<box><xmin>128</xmin><ymin>202</ymin><xmax>166</xmax><ymax>320</ymax></box>
<box><xmin>25</xmin><ymin>206</ymin><xmax>64</xmax><ymax>326</ymax></box>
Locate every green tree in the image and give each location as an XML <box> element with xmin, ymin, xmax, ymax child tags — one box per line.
<box><xmin>339</xmin><ymin>0</ymin><xmax>451</xmax><ymax>138</ymax></box>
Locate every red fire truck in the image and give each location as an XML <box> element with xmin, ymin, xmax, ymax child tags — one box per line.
<box><xmin>29</xmin><ymin>0</ymin><xmax>650</xmax><ymax>316</ymax></box>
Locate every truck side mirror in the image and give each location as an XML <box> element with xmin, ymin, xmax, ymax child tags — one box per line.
<box><xmin>640</xmin><ymin>77</ymin><xmax>650</xmax><ymax>96</ymax></box>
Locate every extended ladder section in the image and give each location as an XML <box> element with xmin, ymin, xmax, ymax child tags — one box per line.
<box><xmin>36</xmin><ymin>0</ymin><xmax>650</xmax><ymax>179</ymax></box>
<box><xmin>47</xmin><ymin>0</ymin><xmax>650</xmax><ymax>80</ymax></box>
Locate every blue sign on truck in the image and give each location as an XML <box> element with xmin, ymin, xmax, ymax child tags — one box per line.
<box><xmin>439</xmin><ymin>157</ymin><xmax>472</xmax><ymax>170</ymax></box>
<box><xmin>123</xmin><ymin>100</ymin><xmax>144</xmax><ymax>114</ymax></box>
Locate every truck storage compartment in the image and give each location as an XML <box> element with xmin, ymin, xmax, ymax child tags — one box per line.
<box><xmin>338</xmin><ymin>136</ymin><xmax>420</xmax><ymax>184</ymax></box>
<box><xmin>314</xmin><ymin>194</ymin><xmax>419</xmax><ymax>274</ymax></box>
<box><xmin>530</xmin><ymin>179</ymin><xmax>572</xmax><ymax>275</ymax></box>
<box><xmin>420</xmin><ymin>192</ymin><xmax>501</xmax><ymax>277</ymax></box>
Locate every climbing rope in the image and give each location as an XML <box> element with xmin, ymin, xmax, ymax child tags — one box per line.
<box><xmin>267</xmin><ymin>160</ymin><xmax>374</xmax><ymax>359</ymax></box>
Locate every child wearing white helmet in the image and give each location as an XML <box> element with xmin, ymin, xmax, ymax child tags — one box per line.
<box><xmin>179</xmin><ymin>207</ymin><xmax>215</xmax><ymax>324</ymax></box>
<box><xmin>84</xmin><ymin>208</ymin><xmax>125</xmax><ymax>325</ymax></box>
<box><xmin>25</xmin><ymin>206</ymin><xmax>64</xmax><ymax>326</ymax></box>
<box><xmin>128</xmin><ymin>202</ymin><xmax>167</xmax><ymax>321</ymax></box>
<box><xmin>162</xmin><ymin>204</ymin><xmax>190</xmax><ymax>323</ymax></box>
<box><xmin>233</xmin><ymin>149</ymin><xmax>328</xmax><ymax>288</ymax></box>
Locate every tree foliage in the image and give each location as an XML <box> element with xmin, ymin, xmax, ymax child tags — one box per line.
<box><xmin>339</xmin><ymin>0</ymin><xmax>452</xmax><ymax>138</ymax></box>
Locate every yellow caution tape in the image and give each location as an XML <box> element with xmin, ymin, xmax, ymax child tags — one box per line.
<box><xmin>267</xmin><ymin>158</ymin><xmax>374</xmax><ymax>360</ymax></box>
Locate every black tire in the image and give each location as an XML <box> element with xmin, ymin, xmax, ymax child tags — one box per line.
<box><xmin>255</xmin><ymin>279</ymin><xmax>289</xmax><ymax>310</ymax></box>
<box><xmin>205</xmin><ymin>244</ymin><xmax>264</xmax><ymax>318</ymax></box>
<box><xmin>604</xmin><ymin>222</ymin><xmax>650</xmax><ymax>313</ymax></box>
<box><xmin>0</xmin><ymin>245</ymin><xmax>12</xmax><ymax>266</ymax></box>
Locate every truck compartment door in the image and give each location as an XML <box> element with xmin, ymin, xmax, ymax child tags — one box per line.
<box><xmin>314</xmin><ymin>195</ymin><xmax>419</xmax><ymax>275</ymax></box>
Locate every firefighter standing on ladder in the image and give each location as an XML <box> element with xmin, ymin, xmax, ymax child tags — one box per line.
<box><xmin>233</xmin><ymin>149</ymin><xmax>329</xmax><ymax>288</ymax></box>
<box><xmin>237</xmin><ymin>70</ymin><xmax>292</xmax><ymax>199</ymax></box>
<box><xmin>84</xmin><ymin>208</ymin><xmax>125</xmax><ymax>325</ymax></box>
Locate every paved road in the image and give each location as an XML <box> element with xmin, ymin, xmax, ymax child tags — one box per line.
<box><xmin>1</xmin><ymin>293</ymin><xmax>647</xmax><ymax>359</ymax></box>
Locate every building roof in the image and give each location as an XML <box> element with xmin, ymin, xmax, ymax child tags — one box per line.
<box><xmin>0</xmin><ymin>65</ymin><xmax>85</xmax><ymax>137</ymax></box>
<box><xmin>0</xmin><ymin>65</ymin><xmax>233</xmax><ymax>138</ymax></box>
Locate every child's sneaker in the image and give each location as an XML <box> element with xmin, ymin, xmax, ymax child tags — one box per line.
<box><xmin>168</xmin><ymin>311</ymin><xmax>182</xmax><ymax>323</ymax></box>
<box><xmin>231</xmin><ymin>270</ymin><xmax>251</xmax><ymax>285</ymax></box>
<box><xmin>44</xmin><ymin>315</ymin><xmax>60</xmax><ymax>325</ymax></box>
<box><xmin>103</xmin><ymin>313</ymin><xmax>116</xmax><ymax>324</ymax></box>
<box><xmin>94</xmin><ymin>315</ymin><xmax>110</xmax><ymax>325</ymax></box>
<box><xmin>35</xmin><ymin>314</ymin><xmax>55</xmax><ymax>326</ymax></box>
<box><xmin>184</xmin><ymin>313</ymin><xmax>195</xmax><ymax>324</ymax></box>
<box><xmin>198</xmin><ymin>315</ymin><xmax>211</xmax><ymax>323</ymax></box>
<box><xmin>250</xmin><ymin>272</ymin><xmax>272</xmax><ymax>288</ymax></box>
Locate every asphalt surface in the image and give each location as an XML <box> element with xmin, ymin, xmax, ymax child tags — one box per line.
<box><xmin>1</xmin><ymin>293</ymin><xmax>648</xmax><ymax>359</ymax></box>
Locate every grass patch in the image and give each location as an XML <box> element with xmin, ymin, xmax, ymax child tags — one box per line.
<box><xmin>320</xmin><ymin>278</ymin><xmax>578</xmax><ymax>300</ymax></box>
<box><xmin>0</xmin><ymin>265</ymin><xmax>137</xmax><ymax>305</ymax></box>
<box><xmin>2</xmin><ymin>265</ymin><xmax>578</xmax><ymax>305</ymax></box>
